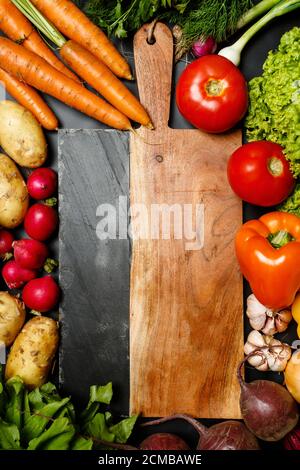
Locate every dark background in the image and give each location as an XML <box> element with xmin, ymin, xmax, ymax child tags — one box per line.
<box><xmin>1</xmin><ymin>0</ymin><xmax>300</xmax><ymax>450</ymax></box>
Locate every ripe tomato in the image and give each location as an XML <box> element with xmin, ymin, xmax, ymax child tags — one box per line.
<box><xmin>176</xmin><ymin>55</ymin><xmax>248</xmax><ymax>133</ymax></box>
<box><xmin>227</xmin><ymin>141</ymin><xmax>295</xmax><ymax>207</ymax></box>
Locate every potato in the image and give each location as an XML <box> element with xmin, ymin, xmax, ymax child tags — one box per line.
<box><xmin>0</xmin><ymin>153</ymin><xmax>29</xmax><ymax>228</ymax></box>
<box><xmin>0</xmin><ymin>101</ymin><xmax>47</xmax><ymax>168</ymax></box>
<box><xmin>5</xmin><ymin>316</ymin><xmax>59</xmax><ymax>389</ymax></box>
<box><xmin>0</xmin><ymin>292</ymin><xmax>26</xmax><ymax>346</ymax></box>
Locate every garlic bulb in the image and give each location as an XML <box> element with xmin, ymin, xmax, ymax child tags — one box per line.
<box><xmin>246</xmin><ymin>294</ymin><xmax>292</xmax><ymax>335</ymax></box>
<box><xmin>244</xmin><ymin>331</ymin><xmax>291</xmax><ymax>372</ymax></box>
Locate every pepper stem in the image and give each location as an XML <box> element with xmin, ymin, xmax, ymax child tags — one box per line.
<box><xmin>268</xmin><ymin>230</ymin><xmax>294</xmax><ymax>248</ymax></box>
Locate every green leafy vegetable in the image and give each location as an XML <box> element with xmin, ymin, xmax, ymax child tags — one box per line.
<box><xmin>80</xmin><ymin>382</ymin><xmax>113</xmax><ymax>425</ymax></box>
<box><xmin>89</xmin><ymin>382</ymin><xmax>113</xmax><ymax>405</ymax></box>
<box><xmin>0</xmin><ymin>376</ymin><xmax>137</xmax><ymax>450</ymax></box>
<box><xmin>279</xmin><ymin>183</ymin><xmax>300</xmax><ymax>216</ymax></box>
<box><xmin>109</xmin><ymin>415</ymin><xmax>138</xmax><ymax>444</ymax></box>
<box><xmin>84</xmin><ymin>413</ymin><xmax>115</xmax><ymax>443</ymax></box>
<box><xmin>71</xmin><ymin>435</ymin><xmax>93</xmax><ymax>450</ymax></box>
<box><xmin>0</xmin><ymin>418</ymin><xmax>21</xmax><ymax>450</ymax></box>
<box><xmin>22</xmin><ymin>397</ymin><xmax>71</xmax><ymax>443</ymax></box>
<box><xmin>82</xmin><ymin>0</ymin><xmax>253</xmax><ymax>54</ymax></box>
<box><xmin>27</xmin><ymin>418</ymin><xmax>75</xmax><ymax>450</ymax></box>
<box><xmin>5</xmin><ymin>377</ymin><xmax>24</xmax><ymax>430</ymax></box>
<box><xmin>246</xmin><ymin>27</ymin><xmax>300</xmax><ymax>178</ymax></box>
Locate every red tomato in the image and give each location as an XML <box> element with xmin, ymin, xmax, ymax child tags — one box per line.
<box><xmin>227</xmin><ymin>141</ymin><xmax>295</xmax><ymax>207</ymax></box>
<box><xmin>176</xmin><ymin>55</ymin><xmax>248</xmax><ymax>133</ymax></box>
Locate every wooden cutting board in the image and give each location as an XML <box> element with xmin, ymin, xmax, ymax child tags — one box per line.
<box><xmin>129</xmin><ymin>23</ymin><xmax>243</xmax><ymax>418</ymax></box>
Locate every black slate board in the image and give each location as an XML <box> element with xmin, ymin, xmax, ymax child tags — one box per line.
<box><xmin>58</xmin><ymin>129</ymin><xmax>130</xmax><ymax>414</ymax></box>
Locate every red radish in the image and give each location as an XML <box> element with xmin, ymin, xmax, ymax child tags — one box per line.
<box><xmin>24</xmin><ymin>203</ymin><xmax>58</xmax><ymax>241</ymax></box>
<box><xmin>192</xmin><ymin>36</ymin><xmax>217</xmax><ymax>58</ymax></box>
<box><xmin>140</xmin><ymin>433</ymin><xmax>190</xmax><ymax>450</ymax></box>
<box><xmin>13</xmin><ymin>239</ymin><xmax>49</xmax><ymax>270</ymax></box>
<box><xmin>27</xmin><ymin>168</ymin><xmax>58</xmax><ymax>200</ymax></box>
<box><xmin>0</xmin><ymin>230</ymin><xmax>14</xmax><ymax>258</ymax></box>
<box><xmin>22</xmin><ymin>275</ymin><xmax>60</xmax><ymax>312</ymax></box>
<box><xmin>2</xmin><ymin>260</ymin><xmax>37</xmax><ymax>289</ymax></box>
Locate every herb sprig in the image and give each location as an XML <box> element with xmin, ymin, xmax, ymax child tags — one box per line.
<box><xmin>81</xmin><ymin>0</ymin><xmax>253</xmax><ymax>57</ymax></box>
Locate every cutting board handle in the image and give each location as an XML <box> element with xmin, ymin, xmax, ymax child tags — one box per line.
<box><xmin>134</xmin><ymin>23</ymin><xmax>174</xmax><ymax>130</ymax></box>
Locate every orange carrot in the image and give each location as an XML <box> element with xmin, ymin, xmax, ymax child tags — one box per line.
<box><xmin>0</xmin><ymin>66</ymin><xmax>58</xmax><ymax>130</ymax></box>
<box><xmin>60</xmin><ymin>41</ymin><xmax>152</xmax><ymax>127</ymax></box>
<box><xmin>0</xmin><ymin>38</ymin><xmax>131</xmax><ymax>130</ymax></box>
<box><xmin>10</xmin><ymin>0</ymin><xmax>153</xmax><ymax>127</ymax></box>
<box><xmin>0</xmin><ymin>0</ymin><xmax>80</xmax><ymax>82</ymax></box>
<box><xmin>30</xmin><ymin>0</ymin><xmax>133</xmax><ymax>80</ymax></box>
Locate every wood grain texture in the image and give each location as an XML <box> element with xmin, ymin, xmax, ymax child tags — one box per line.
<box><xmin>58</xmin><ymin>129</ymin><xmax>130</xmax><ymax>413</ymax></box>
<box><xmin>130</xmin><ymin>23</ymin><xmax>243</xmax><ymax>418</ymax></box>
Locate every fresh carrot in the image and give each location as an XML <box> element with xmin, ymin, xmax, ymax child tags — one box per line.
<box><xmin>0</xmin><ymin>38</ymin><xmax>132</xmax><ymax>130</ymax></box>
<box><xmin>0</xmin><ymin>0</ymin><xmax>80</xmax><ymax>82</ymax></box>
<box><xmin>61</xmin><ymin>41</ymin><xmax>153</xmax><ymax>128</ymax></box>
<box><xmin>28</xmin><ymin>0</ymin><xmax>133</xmax><ymax>80</ymax></box>
<box><xmin>11</xmin><ymin>0</ymin><xmax>153</xmax><ymax>128</ymax></box>
<box><xmin>0</xmin><ymin>67</ymin><xmax>58</xmax><ymax>130</ymax></box>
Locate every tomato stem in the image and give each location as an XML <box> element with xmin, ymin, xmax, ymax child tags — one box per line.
<box><xmin>268</xmin><ymin>157</ymin><xmax>283</xmax><ymax>177</ymax></box>
<box><xmin>205</xmin><ymin>79</ymin><xmax>224</xmax><ymax>96</ymax></box>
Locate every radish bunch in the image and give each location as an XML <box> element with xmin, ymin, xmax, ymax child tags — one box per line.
<box><xmin>1</xmin><ymin>168</ymin><xmax>60</xmax><ymax>313</ymax></box>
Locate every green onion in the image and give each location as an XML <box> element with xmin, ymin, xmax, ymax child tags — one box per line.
<box><xmin>219</xmin><ymin>0</ymin><xmax>300</xmax><ymax>66</ymax></box>
<box><xmin>237</xmin><ymin>0</ymin><xmax>282</xmax><ymax>29</ymax></box>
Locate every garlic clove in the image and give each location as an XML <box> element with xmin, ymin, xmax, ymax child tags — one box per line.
<box><xmin>247</xmin><ymin>330</ymin><xmax>266</xmax><ymax>348</ymax></box>
<box><xmin>261</xmin><ymin>317</ymin><xmax>277</xmax><ymax>336</ymax></box>
<box><xmin>246</xmin><ymin>294</ymin><xmax>268</xmax><ymax>331</ymax></box>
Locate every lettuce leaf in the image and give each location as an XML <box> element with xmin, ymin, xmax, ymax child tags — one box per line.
<box><xmin>246</xmin><ymin>27</ymin><xmax>300</xmax><ymax>177</ymax></box>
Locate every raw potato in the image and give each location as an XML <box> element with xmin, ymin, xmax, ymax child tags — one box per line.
<box><xmin>5</xmin><ymin>316</ymin><xmax>59</xmax><ymax>389</ymax></box>
<box><xmin>0</xmin><ymin>292</ymin><xmax>26</xmax><ymax>346</ymax></box>
<box><xmin>0</xmin><ymin>153</ymin><xmax>29</xmax><ymax>228</ymax></box>
<box><xmin>0</xmin><ymin>101</ymin><xmax>47</xmax><ymax>168</ymax></box>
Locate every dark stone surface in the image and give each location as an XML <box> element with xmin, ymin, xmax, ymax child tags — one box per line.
<box><xmin>58</xmin><ymin>130</ymin><xmax>130</xmax><ymax>415</ymax></box>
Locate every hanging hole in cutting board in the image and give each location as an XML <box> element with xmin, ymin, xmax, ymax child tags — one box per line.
<box><xmin>146</xmin><ymin>18</ymin><xmax>158</xmax><ymax>45</ymax></box>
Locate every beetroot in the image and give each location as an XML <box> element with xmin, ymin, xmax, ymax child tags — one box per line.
<box><xmin>13</xmin><ymin>239</ymin><xmax>49</xmax><ymax>270</ymax></box>
<box><xmin>27</xmin><ymin>168</ymin><xmax>57</xmax><ymax>200</ymax></box>
<box><xmin>22</xmin><ymin>276</ymin><xmax>60</xmax><ymax>312</ymax></box>
<box><xmin>142</xmin><ymin>414</ymin><xmax>260</xmax><ymax>450</ymax></box>
<box><xmin>238</xmin><ymin>353</ymin><xmax>299</xmax><ymax>441</ymax></box>
<box><xmin>24</xmin><ymin>203</ymin><xmax>58</xmax><ymax>241</ymax></box>
<box><xmin>0</xmin><ymin>229</ymin><xmax>14</xmax><ymax>259</ymax></box>
<box><xmin>2</xmin><ymin>260</ymin><xmax>37</xmax><ymax>289</ymax></box>
<box><xmin>284</xmin><ymin>426</ymin><xmax>300</xmax><ymax>450</ymax></box>
<box><xmin>140</xmin><ymin>433</ymin><xmax>190</xmax><ymax>450</ymax></box>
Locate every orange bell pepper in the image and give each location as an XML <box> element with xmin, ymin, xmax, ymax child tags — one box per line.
<box><xmin>235</xmin><ymin>211</ymin><xmax>300</xmax><ymax>310</ymax></box>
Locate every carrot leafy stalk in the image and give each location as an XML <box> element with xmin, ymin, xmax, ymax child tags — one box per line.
<box><xmin>0</xmin><ymin>0</ymin><xmax>79</xmax><ymax>82</ymax></box>
<box><xmin>28</xmin><ymin>0</ymin><xmax>133</xmax><ymax>81</ymax></box>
